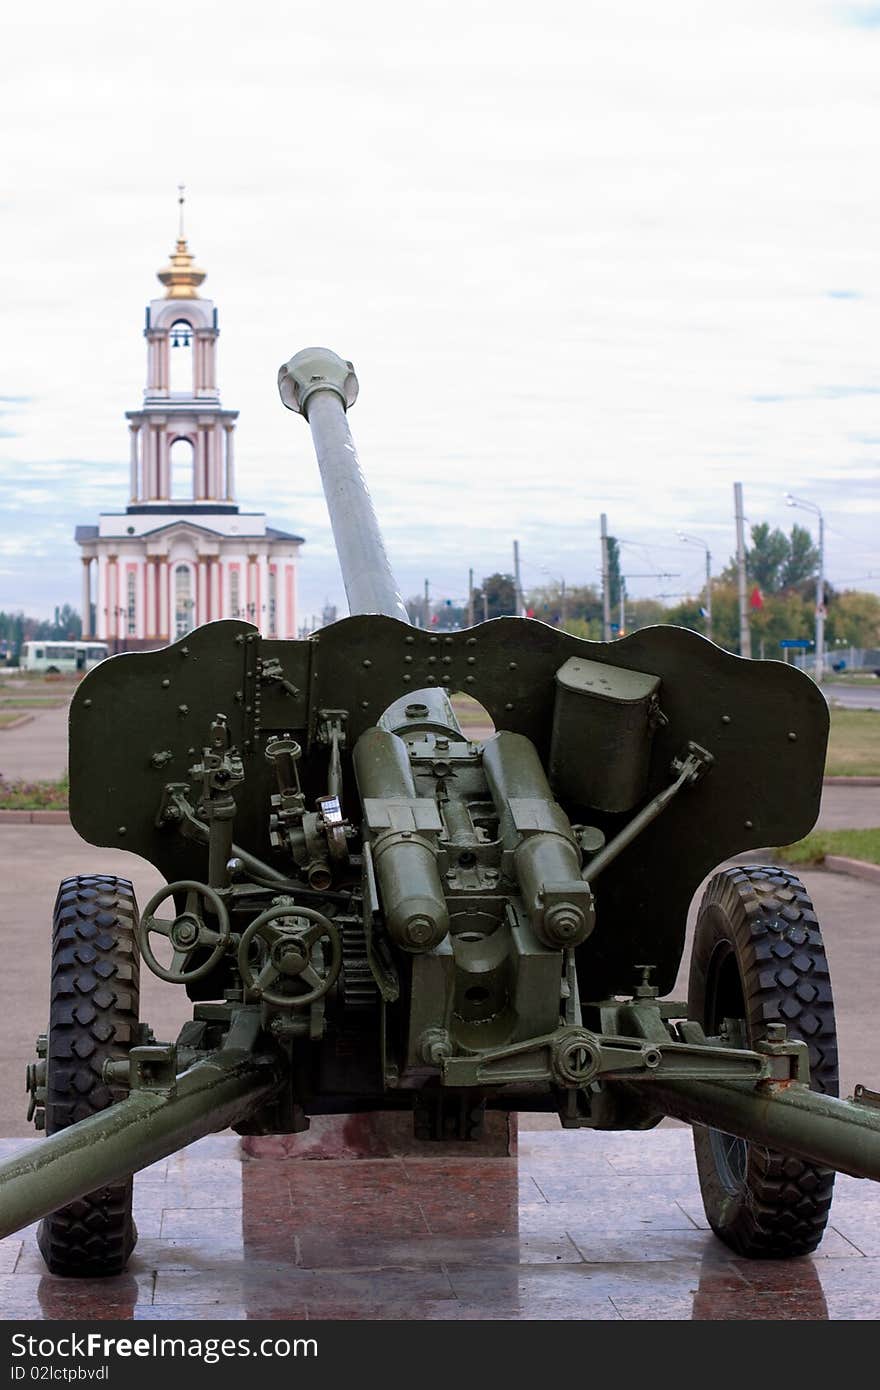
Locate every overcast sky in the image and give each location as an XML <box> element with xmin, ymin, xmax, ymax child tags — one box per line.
<box><xmin>2</xmin><ymin>1</ymin><xmax>879</xmax><ymax>623</ymax></box>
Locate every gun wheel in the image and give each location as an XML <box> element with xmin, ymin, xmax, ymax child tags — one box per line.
<box><xmin>37</xmin><ymin>875</ymin><xmax>140</xmax><ymax>1277</ymax></box>
<box><xmin>688</xmin><ymin>865</ymin><xmax>838</xmax><ymax>1259</ymax></box>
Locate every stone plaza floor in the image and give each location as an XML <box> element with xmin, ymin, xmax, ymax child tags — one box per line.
<box><xmin>1</xmin><ymin>1127</ymin><xmax>879</xmax><ymax>1321</ymax></box>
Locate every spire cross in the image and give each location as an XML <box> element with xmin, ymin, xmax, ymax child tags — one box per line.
<box><xmin>177</xmin><ymin>184</ymin><xmax>186</xmax><ymax>241</ymax></box>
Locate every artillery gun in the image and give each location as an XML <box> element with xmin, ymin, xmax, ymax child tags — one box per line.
<box><xmin>3</xmin><ymin>347</ymin><xmax>879</xmax><ymax>1277</ymax></box>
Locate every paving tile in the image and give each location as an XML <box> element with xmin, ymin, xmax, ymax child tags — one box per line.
<box><xmin>296</xmin><ymin>1231</ymin><xmax>580</xmax><ymax>1270</ymax></box>
<box><xmin>152</xmin><ymin>1265</ymin><xmax>453</xmax><ymax>1309</ymax></box>
<box><xmin>303</xmin><ymin>1296</ymin><xmax>621</xmax><ymax>1320</ymax></box>
<box><xmin>159</xmin><ymin>1207</ymin><xmax>246</xmax><ymax>1240</ymax></box>
<box><xmin>532</xmin><ymin>1173</ymin><xmax>703</xmax><ymax>1203</ymax></box>
<box><xmin>612</xmin><ymin>1290</ymin><xmax>832</xmax><ymax>1320</ymax></box>
<box><xmin>734</xmin><ymin>1256</ymin><xmax>880</xmax><ymax>1294</ymax></box>
<box><xmin>0</xmin><ymin>1276</ymin><xmax>152</xmax><ymax>1320</ymax></box>
<box><xmin>519</xmin><ymin>1197</ymin><xmax>700</xmax><ymax>1236</ymax></box>
<box><xmin>568</xmin><ymin>1229</ymin><xmax>730</xmax><ymax>1264</ymax></box>
<box><xmin>3</xmin><ymin>1127</ymin><xmax>878</xmax><ymax>1320</ymax></box>
<box><xmin>419</xmin><ymin>1194</ymin><xmax>519</xmax><ymax>1236</ymax></box>
<box><xmin>446</xmin><ymin>1258</ymin><xmax>748</xmax><ymax>1304</ymax></box>
<box><xmin>826</xmin><ymin>1219</ymin><xmax>880</xmax><ymax>1257</ymax></box>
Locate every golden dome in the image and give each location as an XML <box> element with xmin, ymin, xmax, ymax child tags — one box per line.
<box><xmin>156</xmin><ymin>186</ymin><xmax>206</xmax><ymax>298</ymax></box>
<box><xmin>157</xmin><ymin>236</ymin><xmax>205</xmax><ymax>299</ymax></box>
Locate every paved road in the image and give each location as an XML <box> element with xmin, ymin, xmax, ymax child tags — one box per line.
<box><xmin>0</xmin><ymin>824</ymin><xmax>878</xmax><ymax>1136</ymax></box>
<box><xmin>0</xmin><ymin>705</ymin><xmax>67</xmax><ymax>781</ymax></box>
<box><xmin>824</xmin><ymin>682</ymin><xmax>880</xmax><ymax>710</ymax></box>
<box><xmin>818</xmin><ymin>785</ymin><xmax>880</xmax><ymax>829</ymax></box>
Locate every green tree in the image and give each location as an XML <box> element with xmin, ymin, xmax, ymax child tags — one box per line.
<box><xmin>526</xmin><ymin>582</ymin><xmax>602</xmax><ymax>628</ymax></box>
<box><xmin>474</xmin><ymin>573</ymin><xmax>517</xmax><ymax>621</ymax></box>
<box><xmin>826</xmin><ymin>590</ymin><xmax>880</xmax><ymax>647</ymax></box>
<box><xmin>721</xmin><ymin>522</ymin><xmax>819</xmax><ymax>596</ymax></box>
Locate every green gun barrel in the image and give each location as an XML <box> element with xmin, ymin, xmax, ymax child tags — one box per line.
<box><xmin>278</xmin><ymin>347</ymin><xmax>462</xmax><ymax>737</ymax></box>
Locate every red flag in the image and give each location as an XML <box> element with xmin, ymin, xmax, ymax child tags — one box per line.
<box><xmin>750</xmin><ymin>586</ymin><xmax>764</xmax><ymax>610</ymax></box>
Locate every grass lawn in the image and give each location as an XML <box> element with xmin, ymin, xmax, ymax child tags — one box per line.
<box><xmin>778</xmin><ymin>827</ymin><xmax>880</xmax><ymax>867</ymax></box>
<box><xmin>0</xmin><ymin>697</ymin><xmax>66</xmax><ymax>709</ymax></box>
<box><xmin>825</xmin><ymin>708</ymin><xmax>880</xmax><ymax>776</ymax></box>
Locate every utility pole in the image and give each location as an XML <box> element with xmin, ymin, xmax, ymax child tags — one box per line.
<box><xmin>677</xmin><ymin>532</ymin><xmax>713</xmax><ymax>643</ymax></box>
<box><xmin>467</xmin><ymin>567</ymin><xmax>474</xmax><ymax>628</ymax></box>
<box><xmin>734</xmin><ymin>482</ymin><xmax>752</xmax><ymax>658</ymax></box>
<box><xmin>705</xmin><ymin>547</ymin><xmax>713</xmax><ymax>644</ymax></box>
<box><xmin>600</xmin><ymin>513</ymin><xmax>611</xmax><ymax>641</ymax></box>
<box><xmin>560</xmin><ymin>578</ymin><xmax>567</xmax><ymax>628</ymax></box>
<box><xmin>481</xmin><ymin>589</ymin><xmax>489</xmax><ymax>622</ymax></box>
<box><xmin>513</xmin><ymin>540</ymin><xmax>524</xmax><ymax>617</ymax></box>
<box><xmin>619</xmin><ymin>573</ymin><xmax>679</xmax><ymax>639</ymax></box>
<box><xmin>424</xmin><ymin>577</ymin><xmax>430</xmax><ymax>629</ymax></box>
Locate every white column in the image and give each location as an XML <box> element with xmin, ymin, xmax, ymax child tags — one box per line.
<box><xmin>129</xmin><ymin>426</ymin><xmax>139</xmax><ymax>501</ymax></box>
<box><xmin>146</xmin><ymin>558</ymin><xmax>155</xmax><ymax>638</ymax></box>
<box><xmin>95</xmin><ymin>556</ymin><xmax>103</xmax><ymax>640</ymax></box>
<box><xmin>211</xmin><ymin>558</ymin><xmax>221</xmax><ymax>620</ymax></box>
<box><xmin>288</xmin><ymin>563</ymin><xmax>296</xmax><ymax>639</ymax></box>
<box><xmin>197</xmin><ymin>560</ymin><xmax>208</xmax><ymax>627</ymax></box>
<box><xmin>257</xmin><ymin>553</ymin><xmax>270</xmax><ymax>635</ymax></box>
<box><xmin>81</xmin><ymin>559</ymin><xmax>91</xmax><ymax>639</ymax></box>
<box><xmin>213</xmin><ymin>421</ymin><xmax>223</xmax><ymax>499</ymax></box>
<box><xmin>196</xmin><ymin>431</ymin><xmax>205</xmax><ymax>499</ymax></box>
<box><xmin>159</xmin><ymin>432</ymin><xmax>170</xmax><ymax>499</ymax></box>
<box><xmin>273</xmin><ymin>560</ymin><xmax>285</xmax><ymax>640</ymax></box>
<box><xmin>135</xmin><ymin>557</ymin><xmax>145</xmax><ymax>640</ymax></box>
<box><xmin>225</xmin><ymin>426</ymin><xmax>235</xmax><ymax>499</ymax></box>
<box><xmin>159</xmin><ymin>558</ymin><xmax>170</xmax><ymax>639</ymax></box>
<box><xmin>147</xmin><ymin>427</ymin><xmax>158</xmax><ymax>498</ymax></box>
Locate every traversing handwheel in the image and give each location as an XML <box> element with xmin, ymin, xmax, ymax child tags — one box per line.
<box><xmin>237</xmin><ymin>902</ymin><xmax>341</xmax><ymax>1008</ymax></box>
<box><xmin>138</xmin><ymin>879</ymin><xmax>231</xmax><ymax>983</ymax></box>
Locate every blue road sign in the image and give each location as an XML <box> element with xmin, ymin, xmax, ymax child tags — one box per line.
<box><xmin>779</xmin><ymin>639</ymin><xmax>812</xmax><ymax>648</ymax></box>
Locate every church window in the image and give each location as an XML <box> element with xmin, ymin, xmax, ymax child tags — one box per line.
<box><xmin>268</xmin><ymin>569</ymin><xmax>277</xmax><ymax>636</ymax></box>
<box><xmin>169</xmin><ymin>320</ymin><xmax>194</xmax><ymax>394</ymax></box>
<box><xmin>230</xmin><ymin>568</ymin><xmax>240</xmax><ymax>618</ymax></box>
<box><xmin>170</xmin><ymin>437</ymin><xmax>195</xmax><ymax>500</ymax></box>
<box><xmin>175</xmin><ymin>564</ymin><xmax>194</xmax><ymax>639</ymax></box>
<box><xmin>127</xmin><ymin>571</ymin><xmax>137</xmax><ymax>636</ymax></box>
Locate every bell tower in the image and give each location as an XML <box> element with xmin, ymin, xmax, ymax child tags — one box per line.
<box><xmin>76</xmin><ymin>192</ymin><xmax>303</xmax><ymax>651</ymax></box>
<box><xmin>126</xmin><ymin>188</ymin><xmax>238</xmax><ymax>505</ymax></box>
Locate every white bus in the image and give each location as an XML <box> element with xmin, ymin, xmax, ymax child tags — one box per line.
<box><xmin>20</xmin><ymin>641</ymin><xmax>110</xmax><ymax>673</ymax></box>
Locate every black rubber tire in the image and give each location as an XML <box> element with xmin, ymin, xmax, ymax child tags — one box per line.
<box><xmin>688</xmin><ymin>864</ymin><xmax>838</xmax><ymax>1259</ymax></box>
<box><xmin>37</xmin><ymin>875</ymin><xmax>140</xmax><ymax>1277</ymax></box>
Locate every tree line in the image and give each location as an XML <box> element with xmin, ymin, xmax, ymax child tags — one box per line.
<box><xmin>407</xmin><ymin>521</ymin><xmax>880</xmax><ymax>653</ymax></box>
<box><xmin>0</xmin><ymin>606</ymin><xmax>82</xmax><ymax>660</ymax></box>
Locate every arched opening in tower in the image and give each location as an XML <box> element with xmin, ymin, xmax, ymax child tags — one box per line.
<box><xmin>170</xmin><ymin>437</ymin><xmax>195</xmax><ymax>500</ymax></box>
<box><xmin>169</xmin><ymin>320</ymin><xmax>194</xmax><ymax>395</ymax></box>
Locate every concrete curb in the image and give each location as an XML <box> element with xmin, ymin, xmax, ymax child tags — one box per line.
<box><xmin>823</xmin><ymin>855</ymin><xmax>880</xmax><ymax>885</ymax></box>
<box><xmin>823</xmin><ymin>776</ymin><xmax>880</xmax><ymax>786</ymax></box>
<box><xmin>0</xmin><ymin>714</ymin><xmax>34</xmax><ymax>732</ymax></box>
<box><xmin>0</xmin><ymin>809</ymin><xmax>69</xmax><ymax>824</ymax></box>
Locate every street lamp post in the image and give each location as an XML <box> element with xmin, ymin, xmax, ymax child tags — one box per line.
<box><xmin>677</xmin><ymin>532</ymin><xmax>713</xmax><ymax>643</ymax></box>
<box><xmin>785</xmin><ymin>493</ymin><xmax>825</xmax><ymax>683</ymax></box>
<box><xmin>617</xmin><ymin>573</ymin><xmax>679</xmax><ymax>637</ymax></box>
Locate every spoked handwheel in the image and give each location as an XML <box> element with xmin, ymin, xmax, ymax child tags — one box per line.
<box><xmin>689</xmin><ymin>865</ymin><xmax>839</xmax><ymax>1258</ymax></box>
<box><xmin>138</xmin><ymin>879</ymin><xmax>231</xmax><ymax>983</ymax></box>
<box><xmin>237</xmin><ymin>901</ymin><xmax>341</xmax><ymax>1008</ymax></box>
